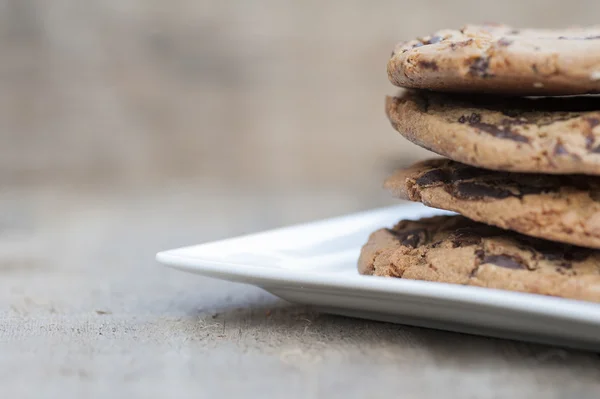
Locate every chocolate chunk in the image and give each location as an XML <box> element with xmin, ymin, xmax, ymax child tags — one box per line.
<box><xmin>413</xmin><ymin>94</ymin><xmax>430</xmax><ymax>112</ymax></box>
<box><xmin>474</xmin><ymin>249</ymin><xmax>485</xmax><ymax>260</ymax></box>
<box><xmin>386</xmin><ymin>228</ymin><xmax>428</xmax><ymax>248</ymax></box>
<box><xmin>516</xmin><ymin>236</ymin><xmax>591</xmax><ymax>262</ymax></box>
<box><xmin>585</xmin><ymin>132</ymin><xmax>595</xmax><ymax>150</ymax></box>
<box><xmin>531</xmin><ymin>64</ymin><xmax>539</xmax><ymax>74</ymax></box>
<box><xmin>591</xmin><ymin>145</ymin><xmax>600</xmax><ymax>154</ymax></box>
<box><xmin>497</xmin><ymin>38</ymin><xmax>512</xmax><ymax>46</ymax></box>
<box><xmin>514</xmin><ymin>184</ymin><xmax>555</xmax><ymax>196</ymax></box>
<box><xmin>415</xmin><ymin>168</ymin><xmax>450</xmax><ymax>187</ymax></box>
<box><xmin>564</xmin><ymin>249</ymin><xmax>590</xmax><ymax>262</ymax></box>
<box><xmin>454</xmin><ymin>224</ymin><xmax>504</xmax><ymax>239</ymax></box>
<box><xmin>453</xmin><ymin>182</ymin><xmax>514</xmax><ymax>200</ymax></box>
<box><xmin>501</xmin><ymin>109</ymin><xmax>521</xmax><ymax>118</ymax></box>
<box><xmin>558</xmin><ymin>35</ymin><xmax>600</xmax><ymax>40</ymax></box>
<box><xmin>482</xmin><ymin>254</ymin><xmax>526</xmax><ymax>270</ymax></box>
<box><xmin>553</xmin><ymin>141</ymin><xmax>569</xmax><ymax>155</ymax></box>
<box><xmin>589</xmin><ymin>190</ymin><xmax>600</xmax><ymax>202</ymax></box>
<box><xmin>458</xmin><ymin>113</ymin><xmax>481</xmax><ymax>124</ymax></box>
<box><xmin>457</xmin><ymin>112</ymin><xmax>530</xmax><ymax>143</ymax></box>
<box><xmin>586</xmin><ymin>117</ymin><xmax>600</xmax><ymax>128</ymax></box>
<box><xmin>448</xmin><ymin>165</ymin><xmax>492</xmax><ymax>181</ymax></box>
<box><xmin>469</xmin><ymin>121</ymin><xmax>530</xmax><ymax>143</ymax></box>
<box><xmin>427</xmin><ymin>36</ymin><xmax>443</xmax><ymax>44</ymax></box>
<box><xmin>418</xmin><ymin>60</ymin><xmax>439</xmax><ymax>70</ymax></box>
<box><xmin>468</xmin><ymin>57</ymin><xmax>492</xmax><ymax>78</ymax></box>
<box><xmin>469</xmin><ymin>113</ymin><xmax>482</xmax><ymax>123</ymax></box>
<box><xmin>585</xmin><ymin>119</ymin><xmax>600</xmax><ymax>152</ymax></box>
<box><xmin>450</xmin><ymin>39</ymin><xmax>473</xmax><ymax>50</ymax></box>
<box><xmin>451</xmin><ymin>232</ymin><xmax>482</xmax><ymax>247</ymax></box>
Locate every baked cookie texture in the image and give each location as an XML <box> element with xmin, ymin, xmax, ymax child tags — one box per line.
<box><xmin>385</xmin><ymin>90</ymin><xmax>600</xmax><ymax>175</ymax></box>
<box><xmin>384</xmin><ymin>158</ymin><xmax>600</xmax><ymax>249</ymax></box>
<box><xmin>387</xmin><ymin>24</ymin><xmax>600</xmax><ymax>95</ymax></box>
<box><xmin>358</xmin><ymin>215</ymin><xmax>600</xmax><ymax>302</ymax></box>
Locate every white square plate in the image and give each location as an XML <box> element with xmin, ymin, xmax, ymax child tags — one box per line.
<box><xmin>156</xmin><ymin>203</ymin><xmax>600</xmax><ymax>351</ymax></box>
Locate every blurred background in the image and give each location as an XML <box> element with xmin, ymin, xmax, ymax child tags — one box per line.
<box><xmin>3</xmin><ymin>1</ymin><xmax>600</xmax><ymax>227</ymax></box>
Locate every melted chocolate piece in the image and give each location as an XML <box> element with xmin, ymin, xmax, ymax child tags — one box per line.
<box><xmin>427</xmin><ymin>36</ymin><xmax>443</xmax><ymax>44</ymax></box>
<box><xmin>468</xmin><ymin>57</ymin><xmax>492</xmax><ymax>78</ymax></box>
<box><xmin>457</xmin><ymin>112</ymin><xmax>530</xmax><ymax>143</ymax></box>
<box><xmin>585</xmin><ymin>132</ymin><xmax>595</xmax><ymax>150</ymax></box>
<box><xmin>482</xmin><ymin>254</ymin><xmax>526</xmax><ymax>269</ymax></box>
<box><xmin>558</xmin><ymin>261</ymin><xmax>573</xmax><ymax>269</ymax></box>
<box><xmin>418</xmin><ymin>60</ymin><xmax>439</xmax><ymax>70</ymax></box>
<box><xmin>531</xmin><ymin>64</ymin><xmax>539</xmax><ymax>74</ymax></box>
<box><xmin>453</xmin><ymin>224</ymin><xmax>505</xmax><ymax>239</ymax></box>
<box><xmin>413</xmin><ymin>94</ymin><xmax>430</xmax><ymax>112</ymax></box>
<box><xmin>450</xmin><ymin>39</ymin><xmax>473</xmax><ymax>50</ymax></box>
<box><xmin>591</xmin><ymin>145</ymin><xmax>600</xmax><ymax>154</ymax></box>
<box><xmin>451</xmin><ymin>232</ymin><xmax>482</xmax><ymax>247</ymax></box>
<box><xmin>564</xmin><ymin>249</ymin><xmax>590</xmax><ymax>262</ymax></box>
<box><xmin>557</xmin><ymin>35</ymin><xmax>600</xmax><ymax>40</ymax></box>
<box><xmin>514</xmin><ymin>185</ymin><xmax>555</xmax><ymax>196</ymax></box>
<box><xmin>386</xmin><ymin>228</ymin><xmax>428</xmax><ymax>248</ymax></box>
<box><xmin>414</xmin><ymin>161</ymin><xmax>563</xmax><ymax>201</ymax></box>
<box><xmin>553</xmin><ymin>142</ymin><xmax>569</xmax><ymax>155</ymax></box>
<box><xmin>449</xmin><ymin>165</ymin><xmax>493</xmax><ymax>181</ymax></box>
<box><xmin>589</xmin><ymin>190</ymin><xmax>600</xmax><ymax>202</ymax></box>
<box><xmin>415</xmin><ymin>168</ymin><xmax>450</xmax><ymax>187</ymax></box>
<box><xmin>425</xmin><ymin>92</ymin><xmax>600</xmax><ymax>114</ymax></box>
<box><xmin>514</xmin><ymin>235</ymin><xmax>592</xmax><ymax>262</ymax></box>
<box><xmin>454</xmin><ymin>182</ymin><xmax>514</xmax><ymax>200</ymax></box>
<box><xmin>586</xmin><ymin>117</ymin><xmax>600</xmax><ymax>128</ymax></box>
<box><xmin>469</xmin><ymin>121</ymin><xmax>530</xmax><ymax>143</ymax></box>
<box><xmin>502</xmin><ymin>109</ymin><xmax>521</xmax><ymax>118</ymax></box>
<box><xmin>458</xmin><ymin>113</ymin><xmax>482</xmax><ymax>124</ymax></box>
<box><xmin>497</xmin><ymin>38</ymin><xmax>512</xmax><ymax>46</ymax></box>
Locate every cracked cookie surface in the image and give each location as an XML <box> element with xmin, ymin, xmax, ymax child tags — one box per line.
<box><xmin>358</xmin><ymin>215</ymin><xmax>600</xmax><ymax>302</ymax></box>
<box><xmin>384</xmin><ymin>158</ymin><xmax>600</xmax><ymax>248</ymax></box>
<box><xmin>387</xmin><ymin>24</ymin><xmax>600</xmax><ymax>95</ymax></box>
<box><xmin>385</xmin><ymin>90</ymin><xmax>600</xmax><ymax>175</ymax></box>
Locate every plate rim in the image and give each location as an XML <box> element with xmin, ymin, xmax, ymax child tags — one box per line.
<box><xmin>156</xmin><ymin>252</ymin><xmax>600</xmax><ymax>327</ymax></box>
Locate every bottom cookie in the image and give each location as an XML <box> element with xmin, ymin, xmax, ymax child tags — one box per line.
<box><xmin>358</xmin><ymin>215</ymin><xmax>600</xmax><ymax>303</ymax></box>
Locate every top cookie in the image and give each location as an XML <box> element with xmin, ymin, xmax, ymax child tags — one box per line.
<box><xmin>388</xmin><ymin>24</ymin><xmax>600</xmax><ymax>95</ymax></box>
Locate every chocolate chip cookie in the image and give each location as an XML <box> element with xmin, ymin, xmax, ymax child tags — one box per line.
<box><xmin>358</xmin><ymin>215</ymin><xmax>600</xmax><ymax>302</ymax></box>
<box><xmin>386</xmin><ymin>90</ymin><xmax>600</xmax><ymax>175</ymax></box>
<box><xmin>388</xmin><ymin>24</ymin><xmax>600</xmax><ymax>95</ymax></box>
<box><xmin>384</xmin><ymin>158</ymin><xmax>600</xmax><ymax>248</ymax></box>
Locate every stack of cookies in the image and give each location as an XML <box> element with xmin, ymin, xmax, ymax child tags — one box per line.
<box><xmin>358</xmin><ymin>24</ymin><xmax>600</xmax><ymax>302</ymax></box>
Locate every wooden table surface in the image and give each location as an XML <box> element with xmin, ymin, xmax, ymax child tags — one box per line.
<box><xmin>2</xmin><ymin>1</ymin><xmax>600</xmax><ymax>397</ymax></box>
